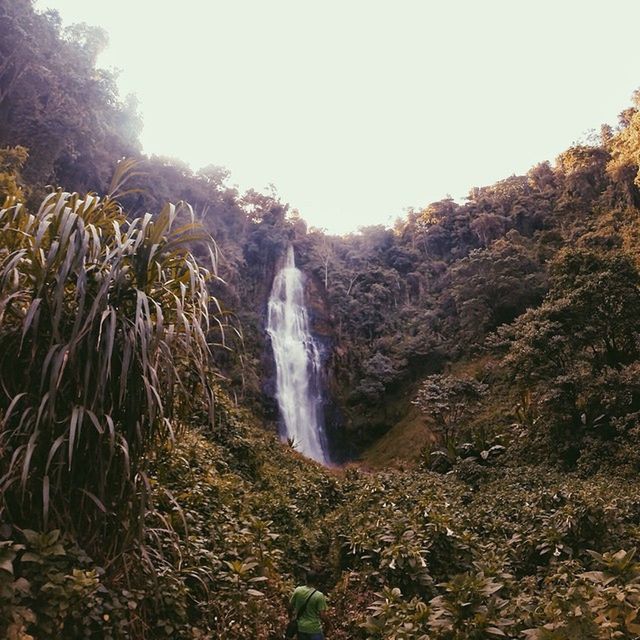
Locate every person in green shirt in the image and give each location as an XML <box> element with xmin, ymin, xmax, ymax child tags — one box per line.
<box><xmin>289</xmin><ymin>569</ymin><xmax>328</xmax><ymax>640</ymax></box>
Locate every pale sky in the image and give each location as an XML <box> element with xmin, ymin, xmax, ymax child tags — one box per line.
<box><xmin>37</xmin><ymin>0</ymin><xmax>640</xmax><ymax>234</ymax></box>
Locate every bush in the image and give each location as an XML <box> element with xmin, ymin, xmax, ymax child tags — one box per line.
<box><xmin>0</xmin><ymin>188</ymin><xmax>217</xmax><ymax>555</ymax></box>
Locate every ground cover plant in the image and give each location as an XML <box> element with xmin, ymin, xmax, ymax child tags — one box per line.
<box><xmin>2</xmin><ymin>160</ymin><xmax>640</xmax><ymax>638</ymax></box>
<box><xmin>5</xmin><ymin>407</ymin><xmax>640</xmax><ymax>638</ymax></box>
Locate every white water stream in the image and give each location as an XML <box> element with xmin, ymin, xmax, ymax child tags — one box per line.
<box><xmin>267</xmin><ymin>246</ymin><xmax>328</xmax><ymax>463</ymax></box>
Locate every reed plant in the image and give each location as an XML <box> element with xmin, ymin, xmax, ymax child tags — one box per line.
<box><xmin>0</xmin><ymin>187</ymin><xmax>218</xmax><ymax>558</ymax></box>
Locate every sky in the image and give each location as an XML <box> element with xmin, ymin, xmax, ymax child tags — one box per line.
<box><xmin>37</xmin><ymin>0</ymin><xmax>640</xmax><ymax>234</ymax></box>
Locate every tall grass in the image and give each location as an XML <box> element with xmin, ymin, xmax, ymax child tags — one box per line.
<box><xmin>0</xmin><ymin>188</ymin><xmax>218</xmax><ymax>556</ymax></box>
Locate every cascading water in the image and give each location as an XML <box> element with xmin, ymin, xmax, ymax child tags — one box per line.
<box><xmin>267</xmin><ymin>246</ymin><xmax>328</xmax><ymax>463</ymax></box>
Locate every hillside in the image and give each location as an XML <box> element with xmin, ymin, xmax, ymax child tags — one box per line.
<box><xmin>4</xmin><ymin>381</ymin><xmax>640</xmax><ymax>638</ymax></box>
<box><xmin>4</xmin><ymin>1</ymin><xmax>640</xmax><ymax>462</ymax></box>
<box><xmin>2</xmin><ymin>1</ymin><xmax>640</xmax><ymax>638</ymax></box>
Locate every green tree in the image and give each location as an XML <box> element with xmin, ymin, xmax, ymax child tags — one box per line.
<box><xmin>0</xmin><ymin>0</ymin><xmax>141</xmax><ymax>194</ymax></box>
<box><xmin>413</xmin><ymin>374</ymin><xmax>487</xmax><ymax>446</ymax></box>
<box><xmin>607</xmin><ymin>90</ymin><xmax>640</xmax><ymax>206</ymax></box>
<box><xmin>0</xmin><ymin>145</ymin><xmax>28</xmax><ymax>202</ymax></box>
<box><xmin>496</xmin><ymin>249</ymin><xmax>640</xmax><ymax>464</ymax></box>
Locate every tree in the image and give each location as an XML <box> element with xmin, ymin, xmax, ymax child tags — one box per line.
<box><xmin>413</xmin><ymin>374</ymin><xmax>487</xmax><ymax>446</ymax></box>
<box><xmin>353</xmin><ymin>353</ymin><xmax>404</xmax><ymax>405</ymax></box>
<box><xmin>606</xmin><ymin>91</ymin><xmax>640</xmax><ymax>207</ymax></box>
<box><xmin>0</xmin><ymin>145</ymin><xmax>28</xmax><ymax>201</ymax></box>
<box><xmin>0</xmin><ymin>0</ymin><xmax>140</xmax><ymax>194</ymax></box>
<box><xmin>556</xmin><ymin>145</ymin><xmax>609</xmax><ymax>205</ymax></box>
<box><xmin>470</xmin><ymin>213</ymin><xmax>506</xmax><ymax>247</ymax></box>
<box><xmin>445</xmin><ymin>235</ymin><xmax>546</xmax><ymax>346</ymax></box>
<box><xmin>495</xmin><ymin>248</ymin><xmax>640</xmax><ymax>464</ymax></box>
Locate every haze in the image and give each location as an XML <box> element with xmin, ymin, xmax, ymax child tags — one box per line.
<box><xmin>37</xmin><ymin>0</ymin><xmax>640</xmax><ymax>234</ymax></box>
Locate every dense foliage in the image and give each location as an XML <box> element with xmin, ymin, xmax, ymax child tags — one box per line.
<box><xmin>3</xmin><ymin>1</ymin><xmax>640</xmax><ymax>638</ymax></box>
<box><xmin>4</xmin><ymin>397</ymin><xmax>640</xmax><ymax>638</ymax></box>
<box><xmin>0</xmin><ymin>0</ymin><xmax>140</xmax><ymax>197</ymax></box>
<box><xmin>0</xmin><ymin>181</ymin><xmax>218</xmax><ymax>548</ymax></box>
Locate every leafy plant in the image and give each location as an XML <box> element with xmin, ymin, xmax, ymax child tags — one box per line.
<box><xmin>413</xmin><ymin>374</ymin><xmax>488</xmax><ymax>446</ymax></box>
<box><xmin>0</xmin><ymin>188</ymin><xmax>218</xmax><ymax>557</ymax></box>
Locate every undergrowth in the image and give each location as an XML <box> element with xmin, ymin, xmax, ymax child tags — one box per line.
<box><xmin>3</xmin><ymin>391</ymin><xmax>640</xmax><ymax>639</ymax></box>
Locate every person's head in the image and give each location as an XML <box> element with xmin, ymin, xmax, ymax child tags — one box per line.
<box><xmin>305</xmin><ymin>567</ymin><xmax>321</xmax><ymax>586</ymax></box>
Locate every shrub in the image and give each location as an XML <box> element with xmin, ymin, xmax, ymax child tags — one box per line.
<box><xmin>0</xmin><ymin>188</ymin><xmax>218</xmax><ymax>557</ymax></box>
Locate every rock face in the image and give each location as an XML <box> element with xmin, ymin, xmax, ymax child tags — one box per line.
<box><xmin>302</xmin><ymin>267</ymin><xmax>347</xmax><ymax>462</ymax></box>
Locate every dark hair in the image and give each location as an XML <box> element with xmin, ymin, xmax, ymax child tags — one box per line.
<box><xmin>305</xmin><ymin>568</ymin><xmax>321</xmax><ymax>585</ymax></box>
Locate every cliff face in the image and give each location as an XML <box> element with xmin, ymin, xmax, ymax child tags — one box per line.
<box><xmin>303</xmin><ymin>269</ymin><xmax>348</xmax><ymax>462</ymax></box>
<box><xmin>256</xmin><ymin>245</ymin><xmax>437</xmax><ymax>463</ymax></box>
<box><xmin>258</xmin><ymin>258</ymin><xmax>279</xmax><ymax>422</ymax></box>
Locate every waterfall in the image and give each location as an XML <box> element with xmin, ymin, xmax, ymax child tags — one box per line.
<box><xmin>267</xmin><ymin>246</ymin><xmax>328</xmax><ymax>463</ymax></box>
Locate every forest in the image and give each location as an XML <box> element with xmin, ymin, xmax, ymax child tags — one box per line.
<box><xmin>3</xmin><ymin>0</ymin><xmax>640</xmax><ymax>638</ymax></box>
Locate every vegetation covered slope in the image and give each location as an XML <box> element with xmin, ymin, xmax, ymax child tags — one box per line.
<box><xmin>296</xmin><ymin>132</ymin><xmax>640</xmax><ymax>455</ymax></box>
<box><xmin>2</xmin><ymin>163</ymin><xmax>640</xmax><ymax>640</ymax></box>
<box><xmin>4</xmin><ymin>384</ymin><xmax>640</xmax><ymax>639</ymax></box>
<box><xmin>5</xmin><ymin>0</ymin><xmax>640</xmax><ymax>462</ymax></box>
<box><xmin>3</xmin><ymin>2</ymin><xmax>640</xmax><ymax>638</ymax></box>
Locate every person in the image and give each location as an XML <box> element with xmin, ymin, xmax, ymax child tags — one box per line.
<box><xmin>289</xmin><ymin>569</ymin><xmax>328</xmax><ymax>640</ymax></box>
